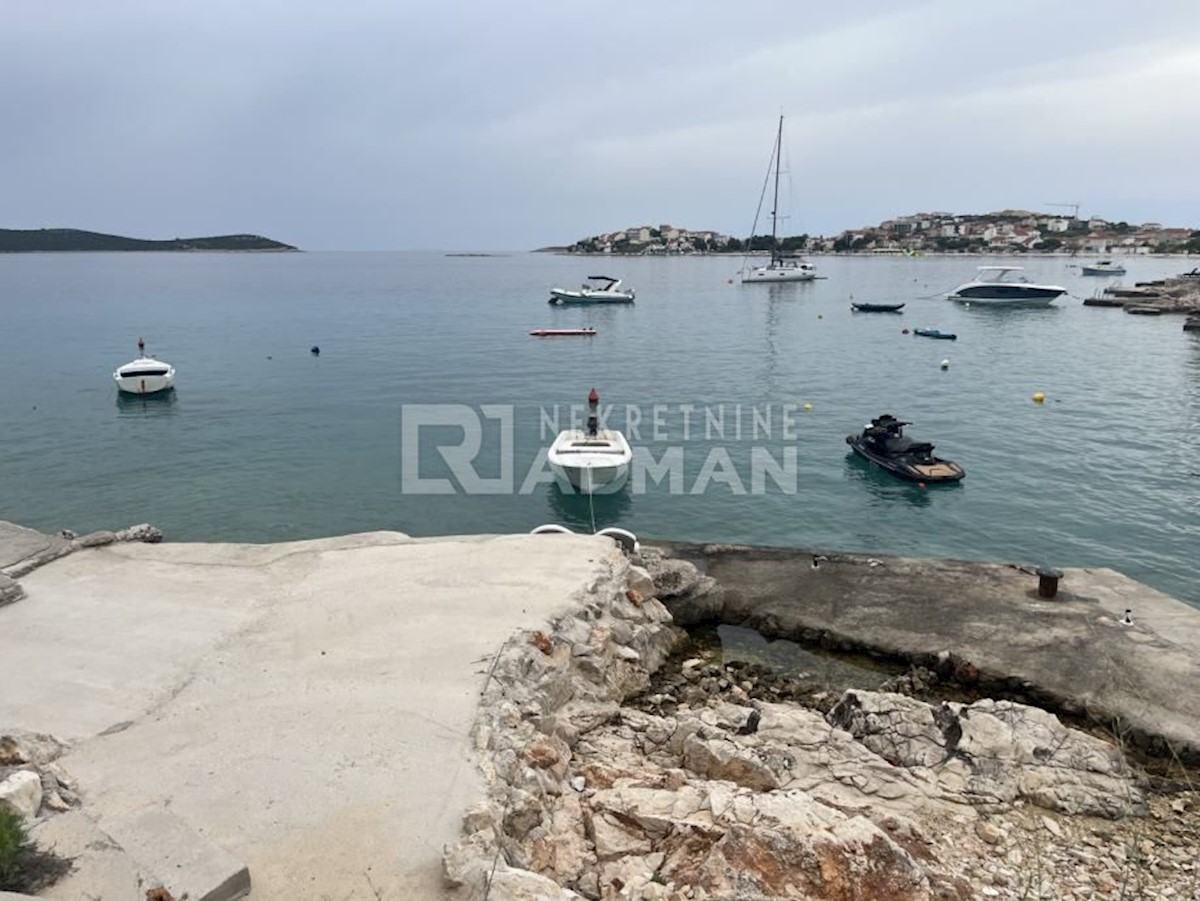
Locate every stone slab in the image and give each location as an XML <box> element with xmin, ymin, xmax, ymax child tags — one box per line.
<box><xmin>102</xmin><ymin>805</ymin><xmax>250</xmax><ymax>901</ymax></box>
<box><xmin>32</xmin><ymin>809</ymin><xmax>153</xmax><ymax>901</ymax></box>
<box><xmin>0</xmin><ymin>520</ymin><xmax>66</xmax><ymax>570</ymax></box>
<box><xmin>654</xmin><ymin>542</ymin><xmax>1200</xmax><ymax>757</ymax></box>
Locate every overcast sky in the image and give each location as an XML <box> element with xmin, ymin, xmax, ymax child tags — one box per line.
<box><xmin>3</xmin><ymin>1</ymin><xmax>1199</xmax><ymax>250</ymax></box>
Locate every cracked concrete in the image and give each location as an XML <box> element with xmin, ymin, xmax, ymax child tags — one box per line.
<box><xmin>0</xmin><ymin>529</ymin><xmax>617</xmax><ymax>899</ymax></box>
<box><xmin>651</xmin><ymin>543</ymin><xmax>1200</xmax><ymax>760</ymax></box>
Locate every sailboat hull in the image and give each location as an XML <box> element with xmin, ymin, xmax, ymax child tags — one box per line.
<box><xmin>741</xmin><ymin>265</ymin><xmax>816</xmax><ymax>283</ymax></box>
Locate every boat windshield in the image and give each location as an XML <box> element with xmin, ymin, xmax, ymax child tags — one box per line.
<box><xmin>978</xmin><ymin>268</ymin><xmax>1030</xmax><ymax>284</ymax></box>
<box><xmin>119</xmin><ymin>367</ymin><xmax>169</xmax><ymax>377</ymax></box>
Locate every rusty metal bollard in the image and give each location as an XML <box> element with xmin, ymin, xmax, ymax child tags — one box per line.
<box><xmin>1036</xmin><ymin>566</ymin><xmax>1063</xmax><ymax>599</ymax></box>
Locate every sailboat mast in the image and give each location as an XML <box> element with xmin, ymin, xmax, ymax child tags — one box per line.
<box><xmin>770</xmin><ymin>115</ymin><xmax>782</xmax><ymax>265</ymax></box>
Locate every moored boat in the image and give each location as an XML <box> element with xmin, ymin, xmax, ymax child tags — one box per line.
<box><xmin>547</xmin><ymin>389</ymin><xmax>633</xmax><ymax>494</ymax></box>
<box><xmin>913</xmin><ymin>328</ymin><xmax>956</xmax><ymax>340</ymax></box>
<box><xmin>549</xmin><ymin>277</ymin><xmax>635</xmax><ymax>304</ymax></box>
<box><xmin>946</xmin><ymin>267</ymin><xmax>1066</xmax><ymax>306</ymax></box>
<box><xmin>1081</xmin><ymin>260</ymin><xmax>1126</xmax><ymax>276</ymax></box>
<box><xmin>852</xmin><ymin>302</ymin><xmax>905</xmax><ymax>313</ymax></box>
<box><xmin>740</xmin><ymin>116</ymin><xmax>817</xmax><ymax>284</ymax></box>
<box><xmin>530</xmin><ymin>328</ymin><xmax>597</xmax><ymax>337</ymax></box>
<box><xmin>846</xmin><ymin>414</ymin><xmax>964</xmax><ymax>483</ymax></box>
<box><xmin>113</xmin><ymin>338</ymin><xmax>175</xmax><ymax>395</ymax></box>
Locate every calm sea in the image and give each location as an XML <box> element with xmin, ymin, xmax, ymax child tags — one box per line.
<box><xmin>1</xmin><ymin>251</ymin><xmax>1197</xmax><ymax>603</ymax></box>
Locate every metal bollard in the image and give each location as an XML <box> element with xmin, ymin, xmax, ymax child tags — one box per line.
<box><xmin>1036</xmin><ymin>566</ymin><xmax>1063</xmax><ymax>599</ymax></box>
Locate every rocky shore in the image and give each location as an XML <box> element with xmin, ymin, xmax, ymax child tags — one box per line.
<box><xmin>5</xmin><ymin>522</ymin><xmax>1200</xmax><ymax>900</ymax></box>
<box><xmin>443</xmin><ymin>546</ymin><xmax>1200</xmax><ymax>901</ymax></box>
<box><xmin>1084</xmin><ymin>271</ymin><xmax>1200</xmax><ymax>316</ymax></box>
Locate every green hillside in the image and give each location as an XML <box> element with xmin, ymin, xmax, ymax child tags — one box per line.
<box><xmin>0</xmin><ymin>228</ymin><xmax>298</xmax><ymax>253</ymax></box>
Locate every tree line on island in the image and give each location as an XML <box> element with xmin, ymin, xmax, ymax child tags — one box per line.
<box><xmin>0</xmin><ymin>228</ymin><xmax>297</xmax><ymax>253</ymax></box>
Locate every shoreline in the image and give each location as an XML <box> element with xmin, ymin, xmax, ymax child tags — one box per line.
<box><xmin>5</xmin><ymin>521</ymin><xmax>1200</xmax><ymax>899</ymax></box>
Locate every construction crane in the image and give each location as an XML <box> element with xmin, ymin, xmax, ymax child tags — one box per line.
<box><xmin>1047</xmin><ymin>202</ymin><xmax>1081</xmax><ymax>220</ymax></box>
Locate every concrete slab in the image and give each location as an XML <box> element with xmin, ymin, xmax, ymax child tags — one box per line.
<box><xmin>32</xmin><ymin>810</ymin><xmax>153</xmax><ymax>901</ymax></box>
<box><xmin>1</xmin><ymin>530</ymin><xmax>615</xmax><ymax>900</ymax></box>
<box><xmin>102</xmin><ymin>805</ymin><xmax>250</xmax><ymax>901</ymax></box>
<box><xmin>0</xmin><ymin>520</ymin><xmax>67</xmax><ymax>570</ymax></box>
<box><xmin>658</xmin><ymin>543</ymin><xmax>1200</xmax><ymax>758</ymax></box>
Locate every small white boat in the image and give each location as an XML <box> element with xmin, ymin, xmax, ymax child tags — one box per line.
<box><xmin>547</xmin><ymin>389</ymin><xmax>633</xmax><ymax>494</ymax></box>
<box><xmin>549</xmin><ymin>276</ymin><xmax>635</xmax><ymax>305</ymax></box>
<box><xmin>946</xmin><ymin>267</ymin><xmax>1066</xmax><ymax>306</ymax></box>
<box><xmin>113</xmin><ymin>338</ymin><xmax>175</xmax><ymax>395</ymax></box>
<box><xmin>1081</xmin><ymin>260</ymin><xmax>1126</xmax><ymax>276</ymax></box>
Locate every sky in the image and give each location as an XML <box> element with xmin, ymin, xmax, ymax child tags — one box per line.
<box><xmin>3</xmin><ymin>1</ymin><xmax>1199</xmax><ymax>250</ymax></box>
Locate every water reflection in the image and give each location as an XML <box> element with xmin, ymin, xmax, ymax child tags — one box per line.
<box><xmin>115</xmin><ymin>389</ymin><xmax>177</xmax><ymax>415</ymax></box>
<box><xmin>543</xmin><ymin>482</ymin><xmax>632</xmax><ymax>532</ymax></box>
<box><xmin>841</xmin><ymin>451</ymin><xmax>957</xmax><ymax>507</ymax></box>
<box><xmin>696</xmin><ymin>624</ymin><xmax>899</xmax><ymax>691</ymax></box>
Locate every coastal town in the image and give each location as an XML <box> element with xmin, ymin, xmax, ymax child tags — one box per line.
<box><xmin>561</xmin><ymin>210</ymin><xmax>1200</xmax><ymax>256</ymax></box>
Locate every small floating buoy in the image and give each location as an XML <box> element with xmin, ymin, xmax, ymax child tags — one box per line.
<box><xmin>1032</xmin><ymin>391</ymin><xmax>1045</xmax><ymax>404</ymax></box>
<box><xmin>964</xmin><ymin>302</ymin><xmax>971</xmax><ymax>309</ymax></box>
<box><xmin>310</xmin><ymin>345</ymin><xmax>321</xmax><ymax>356</ymax></box>
<box><xmin>902</xmin><ymin>328</ymin><xmax>910</xmax><ymax>334</ymax></box>
<box><xmin>266</xmin><ymin>355</ymin><xmax>273</xmax><ymax>360</ymax></box>
<box><xmin>803</xmin><ymin>402</ymin><xmax>813</xmax><ymax>411</ymax></box>
<box><xmin>726</xmin><ymin>278</ymin><xmax>733</xmax><ymax>284</ymax></box>
<box><xmin>940</xmin><ymin>359</ymin><xmax>950</xmax><ymax>370</ymax></box>
<box><xmin>817</xmin><ymin>314</ymin><xmax>823</xmax><ymax>320</ymax></box>
<box><xmin>917</xmin><ymin>482</ymin><xmax>927</xmax><ymax>489</ymax></box>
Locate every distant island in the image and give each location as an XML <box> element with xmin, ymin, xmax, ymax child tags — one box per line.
<box><xmin>0</xmin><ymin>228</ymin><xmax>298</xmax><ymax>253</ymax></box>
<box><xmin>550</xmin><ymin>212</ymin><xmax>1200</xmax><ymax>256</ymax></box>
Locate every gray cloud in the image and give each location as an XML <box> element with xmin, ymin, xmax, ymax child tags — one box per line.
<box><xmin>2</xmin><ymin>0</ymin><xmax>1198</xmax><ymax>249</ymax></box>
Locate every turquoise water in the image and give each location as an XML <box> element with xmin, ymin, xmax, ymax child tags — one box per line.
<box><xmin>1</xmin><ymin>251</ymin><xmax>1197</xmax><ymax>603</ymax></box>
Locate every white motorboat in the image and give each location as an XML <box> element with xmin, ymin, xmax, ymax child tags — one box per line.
<box><xmin>547</xmin><ymin>389</ymin><xmax>633</xmax><ymax>494</ymax></box>
<box><xmin>946</xmin><ymin>267</ymin><xmax>1066</xmax><ymax>306</ymax></box>
<box><xmin>741</xmin><ymin>116</ymin><xmax>817</xmax><ymax>284</ymax></box>
<box><xmin>1081</xmin><ymin>260</ymin><xmax>1126</xmax><ymax>276</ymax></box>
<box><xmin>549</xmin><ymin>276</ymin><xmax>635</xmax><ymax>305</ymax></box>
<box><xmin>113</xmin><ymin>338</ymin><xmax>175</xmax><ymax>395</ymax></box>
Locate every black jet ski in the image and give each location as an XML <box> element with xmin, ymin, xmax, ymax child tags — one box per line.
<box><xmin>846</xmin><ymin>414</ymin><xmax>965</xmax><ymax>483</ymax></box>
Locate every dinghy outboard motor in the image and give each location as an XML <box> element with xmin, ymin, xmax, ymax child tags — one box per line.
<box><xmin>586</xmin><ymin>387</ymin><xmax>599</xmax><ymax>437</ymax></box>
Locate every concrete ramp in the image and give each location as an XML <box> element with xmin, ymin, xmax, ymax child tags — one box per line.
<box><xmin>2</xmin><ymin>530</ymin><xmax>615</xmax><ymax>899</ymax></box>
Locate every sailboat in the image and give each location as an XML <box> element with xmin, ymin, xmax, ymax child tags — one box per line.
<box><xmin>741</xmin><ymin>116</ymin><xmax>816</xmax><ymax>284</ymax></box>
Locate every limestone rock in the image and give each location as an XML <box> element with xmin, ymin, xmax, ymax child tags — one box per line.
<box><xmin>487</xmin><ymin>864</ymin><xmax>586</xmax><ymax>900</ymax></box>
<box><xmin>0</xmin><ymin>573</ymin><xmax>24</xmax><ymax>607</ymax></box>
<box><xmin>76</xmin><ymin>530</ymin><xmax>116</xmax><ymax>548</ymax></box>
<box><xmin>115</xmin><ymin>522</ymin><xmax>164</xmax><ymax>543</ymax></box>
<box><xmin>644</xmin><ymin>558</ymin><xmax>703</xmax><ymax>600</ymax></box>
<box><xmin>681</xmin><ymin>732</ymin><xmax>785</xmax><ymax>791</ymax></box>
<box><xmin>829</xmin><ymin>691</ymin><xmax>1146</xmax><ymax>818</ymax></box>
<box><xmin>0</xmin><ymin>735</ymin><xmax>30</xmax><ymax>765</ymax></box>
<box><xmin>686</xmin><ymin>819</ymin><xmax>931</xmax><ymax>901</ymax></box>
<box><xmin>626</xmin><ymin>565</ymin><xmax>656</xmax><ymax>600</ymax></box>
<box><xmin>0</xmin><ymin>769</ymin><xmax>44</xmax><ymax>819</ymax></box>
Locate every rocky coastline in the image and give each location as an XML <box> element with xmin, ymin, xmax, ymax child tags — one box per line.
<box><xmin>1084</xmin><ymin>271</ymin><xmax>1200</xmax><ymax>315</ymax></box>
<box><xmin>4</xmin><ymin>523</ymin><xmax>1200</xmax><ymax>900</ymax></box>
<box><xmin>442</xmin><ymin>545</ymin><xmax>1200</xmax><ymax>901</ymax></box>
